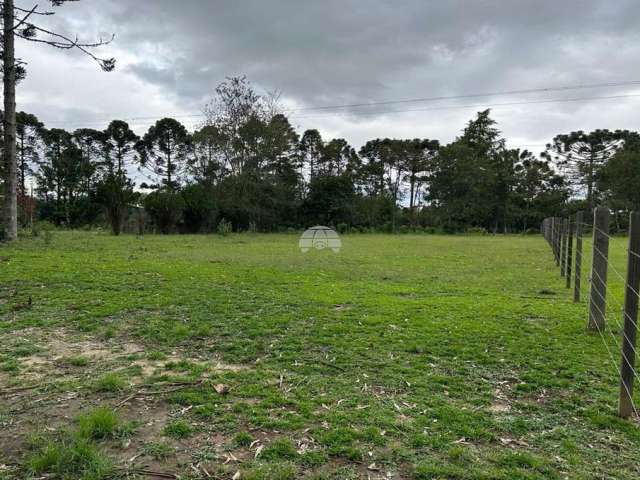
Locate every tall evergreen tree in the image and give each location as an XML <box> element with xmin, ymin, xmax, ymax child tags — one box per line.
<box><xmin>137</xmin><ymin>118</ymin><xmax>192</xmax><ymax>190</ymax></box>
<box><xmin>543</xmin><ymin>129</ymin><xmax>632</xmax><ymax>211</ymax></box>
<box><xmin>15</xmin><ymin>111</ymin><xmax>42</xmax><ymax>197</ymax></box>
<box><xmin>104</xmin><ymin>120</ymin><xmax>140</xmax><ymax>175</ymax></box>
<box><xmin>2</xmin><ymin>0</ymin><xmax>114</xmax><ymax>240</ymax></box>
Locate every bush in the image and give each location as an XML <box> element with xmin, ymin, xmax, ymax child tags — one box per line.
<box><xmin>95</xmin><ymin>173</ymin><xmax>136</xmax><ymax>236</ymax></box>
<box><xmin>466</xmin><ymin>227</ymin><xmax>488</xmax><ymax>235</ymax></box>
<box><xmin>217</xmin><ymin>218</ymin><xmax>232</xmax><ymax>236</ymax></box>
<box><xmin>143</xmin><ymin>190</ymin><xmax>185</xmax><ymax>234</ymax></box>
<box><xmin>181</xmin><ymin>184</ymin><xmax>215</xmax><ymax>233</ymax></box>
<box><xmin>336</xmin><ymin>223</ymin><xmax>349</xmax><ymax>234</ymax></box>
<box><xmin>31</xmin><ymin>220</ymin><xmax>54</xmax><ymax>239</ymax></box>
<box><xmin>398</xmin><ymin>225</ymin><xmax>411</xmax><ymax>234</ymax></box>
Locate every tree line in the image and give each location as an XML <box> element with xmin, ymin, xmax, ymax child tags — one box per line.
<box><xmin>1</xmin><ymin>76</ymin><xmax>640</xmax><ymax>237</ymax></box>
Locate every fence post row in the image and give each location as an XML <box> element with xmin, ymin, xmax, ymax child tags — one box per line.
<box><xmin>574</xmin><ymin>211</ymin><xmax>583</xmax><ymax>303</ymax></box>
<box><xmin>588</xmin><ymin>207</ymin><xmax>610</xmax><ymax>331</ymax></box>
<box><xmin>542</xmin><ymin>209</ymin><xmax>640</xmax><ymax>419</ymax></box>
<box><xmin>619</xmin><ymin>211</ymin><xmax>640</xmax><ymax>418</ymax></box>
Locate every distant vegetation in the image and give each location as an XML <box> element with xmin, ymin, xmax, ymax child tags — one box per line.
<box><xmin>2</xmin><ymin>76</ymin><xmax>640</xmax><ymax>238</ymax></box>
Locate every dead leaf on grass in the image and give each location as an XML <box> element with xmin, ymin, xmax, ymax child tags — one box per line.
<box><xmin>213</xmin><ymin>383</ymin><xmax>229</xmax><ymax>395</ymax></box>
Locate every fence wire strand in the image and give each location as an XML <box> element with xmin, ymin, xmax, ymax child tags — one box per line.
<box><xmin>544</xmin><ymin>214</ymin><xmax>640</xmax><ymax>418</ymax></box>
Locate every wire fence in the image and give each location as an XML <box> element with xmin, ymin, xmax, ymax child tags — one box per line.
<box><xmin>542</xmin><ymin>210</ymin><xmax>640</xmax><ymax>419</ymax></box>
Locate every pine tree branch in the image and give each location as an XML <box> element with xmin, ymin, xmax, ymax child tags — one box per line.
<box><xmin>14</xmin><ymin>20</ymin><xmax>115</xmax><ymax>71</ymax></box>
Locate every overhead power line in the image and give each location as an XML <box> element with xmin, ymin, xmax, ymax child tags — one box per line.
<box><xmin>285</xmin><ymin>79</ymin><xmax>640</xmax><ymax>112</ymax></box>
<box><xmin>44</xmin><ymin>79</ymin><xmax>640</xmax><ymax>128</ymax></box>
<box><xmin>288</xmin><ymin>93</ymin><xmax>640</xmax><ymax>120</ymax></box>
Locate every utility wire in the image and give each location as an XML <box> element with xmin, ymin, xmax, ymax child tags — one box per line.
<box><xmin>286</xmin><ymin>80</ymin><xmax>640</xmax><ymax>112</ymax></box>
<box><xmin>288</xmin><ymin>93</ymin><xmax>640</xmax><ymax>120</ymax></box>
<box><xmin>43</xmin><ymin>80</ymin><xmax>640</xmax><ymax>128</ymax></box>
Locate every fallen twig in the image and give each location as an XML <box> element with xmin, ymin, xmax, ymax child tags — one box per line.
<box><xmin>115</xmin><ymin>380</ymin><xmax>205</xmax><ymax>408</ymax></box>
<box><xmin>317</xmin><ymin>359</ymin><xmax>347</xmax><ymax>372</ymax></box>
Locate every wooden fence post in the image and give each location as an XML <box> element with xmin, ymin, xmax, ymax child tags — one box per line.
<box><xmin>561</xmin><ymin>218</ymin><xmax>568</xmax><ymax>277</ymax></box>
<box><xmin>574</xmin><ymin>211</ymin><xmax>583</xmax><ymax>303</ymax></box>
<box><xmin>553</xmin><ymin>217</ymin><xmax>560</xmax><ymax>266</ymax></box>
<box><xmin>619</xmin><ymin>211</ymin><xmax>640</xmax><ymax>418</ymax></box>
<box><xmin>589</xmin><ymin>207</ymin><xmax>610</xmax><ymax>331</ymax></box>
<box><xmin>566</xmin><ymin>219</ymin><xmax>573</xmax><ymax>289</ymax></box>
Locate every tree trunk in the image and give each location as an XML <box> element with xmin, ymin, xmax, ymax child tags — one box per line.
<box><xmin>2</xmin><ymin>0</ymin><xmax>18</xmax><ymax>241</ymax></box>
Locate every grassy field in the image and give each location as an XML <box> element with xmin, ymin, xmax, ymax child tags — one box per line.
<box><xmin>0</xmin><ymin>231</ymin><xmax>639</xmax><ymax>479</ymax></box>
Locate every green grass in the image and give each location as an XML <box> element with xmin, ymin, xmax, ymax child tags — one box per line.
<box><xmin>2</xmin><ymin>231</ymin><xmax>640</xmax><ymax>479</ymax></box>
<box><xmin>162</xmin><ymin>419</ymin><xmax>194</xmax><ymax>439</ymax></box>
<box><xmin>92</xmin><ymin>372</ymin><xmax>126</xmax><ymax>392</ymax></box>
<box><xmin>63</xmin><ymin>355</ymin><xmax>89</xmax><ymax>367</ymax></box>
<box><xmin>78</xmin><ymin>407</ymin><xmax>119</xmax><ymax>440</ymax></box>
<box><xmin>141</xmin><ymin>441</ymin><xmax>174</xmax><ymax>461</ymax></box>
<box><xmin>27</xmin><ymin>435</ymin><xmax>113</xmax><ymax>480</ymax></box>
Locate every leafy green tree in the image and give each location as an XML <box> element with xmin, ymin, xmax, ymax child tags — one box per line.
<box><xmin>137</xmin><ymin>118</ymin><xmax>191</xmax><ymax>190</ymax></box>
<box><xmin>303</xmin><ymin>174</ymin><xmax>356</xmax><ymax>226</ymax></box>
<box><xmin>191</xmin><ymin>125</ymin><xmax>224</xmax><ymax>186</ymax></box>
<box><xmin>359</xmin><ymin>139</ymin><xmax>387</xmax><ymax>196</ymax></box>
<box><xmin>512</xmin><ymin>150</ymin><xmax>569</xmax><ymax>230</ymax></box>
<box><xmin>427</xmin><ymin>110</ymin><xmax>509</xmax><ymax>231</ymax></box>
<box><xmin>181</xmin><ymin>184</ymin><xmax>215</xmax><ymax>233</ymax></box>
<box><xmin>144</xmin><ymin>189</ymin><xmax>185</xmax><ymax>234</ymax></box>
<box><xmin>72</xmin><ymin>128</ymin><xmax>103</xmax><ymax>193</ymax></box>
<box><xmin>318</xmin><ymin>138</ymin><xmax>359</xmax><ymax>177</ymax></box>
<box><xmin>599</xmin><ymin>137</ymin><xmax>640</xmax><ymax>210</ymax></box>
<box><xmin>202</xmin><ymin>76</ymin><xmax>269</xmax><ymax>176</ymax></box>
<box><xmin>96</xmin><ymin>172</ymin><xmax>135</xmax><ymax>236</ymax></box>
<box><xmin>402</xmin><ymin>139</ymin><xmax>439</xmax><ymax>211</ymax></box>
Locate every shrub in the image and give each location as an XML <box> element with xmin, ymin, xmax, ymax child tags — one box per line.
<box><xmin>466</xmin><ymin>226</ymin><xmax>488</xmax><ymax>235</ymax></box>
<box><xmin>143</xmin><ymin>190</ymin><xmax>185</xmax><ymax>234</ymax></box>
<box><xmin>217</xmin><ymin>218</ymin><xmax>232</xmax><ymax>236</ymax></box>
<box><xmin>181</xmin><ymin>184</ymin><xmax>215</xmax><ymax>233</ymax></box>
<box><xmin>336</xmin><ymin>223</ymin><xmax>349</xmax><ymax>234</ymax></box>
<box><xmin>95</xmin><ymin>173</ymin><xmax>136</xmax><ymax>236</ymax></box>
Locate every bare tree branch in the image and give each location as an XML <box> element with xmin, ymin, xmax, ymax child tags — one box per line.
<box><xmin>14</xmin><ymin>20</ymin><xmax>115</xmax><ymax>71</ymax></box>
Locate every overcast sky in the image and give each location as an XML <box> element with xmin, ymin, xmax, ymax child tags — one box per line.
<box><xmin>14</xmin><ymin>0</ymin><xmax>640</xmax><ymax>153</ymax></box>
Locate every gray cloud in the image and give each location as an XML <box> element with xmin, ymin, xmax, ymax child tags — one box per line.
<box><xmin>13</xmin><ymin>0</ymin><xmax>640</xmax><ymax>150</ymax></box>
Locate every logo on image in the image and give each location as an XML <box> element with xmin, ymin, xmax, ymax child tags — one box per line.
<box><xmin>299</xmin><ymin>226</ymin><xmax>341</xmax><ymax>253</ymax></box>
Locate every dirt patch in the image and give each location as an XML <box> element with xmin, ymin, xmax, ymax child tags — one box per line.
<box><xmin>488</xmin><ymin>380</ymin><xmax>515</xmax><ymax>414</ymax></box>
<box><xmin>2</xmin><ymin>327</ymin><xmax>248</xmax><ymax>383</ymax></box>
